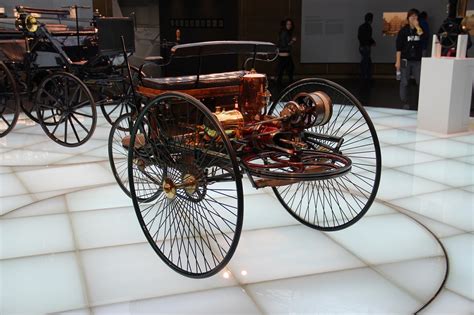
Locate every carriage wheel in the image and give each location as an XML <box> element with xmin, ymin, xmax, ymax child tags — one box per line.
<box><xmin>0</xmin><ymin>62</ymin><xmax>20</xmax><ymax>137</ymax></box>
<box><xmin>100</xmin><ymin>66</ymin><xmax>142</xmax><ymax>126</ymax></box>
<box><xmin>268</xmin><ymin>78</ymin><xmax>381</xmax><ymax>231</ymax></box>
<box><xmin>108</xmin><ymin>113</ymin><xmax>133</xmax><ymax>196</ymax></box>
<box><xmin>128</xmin><ymin>91</ymin><xmax>243</xmax><ymax>278</ymax></box>
<box><xmin>36</xmin><ymin>72</ymin><xmax>97</xmax><ymax>147</ymax></box>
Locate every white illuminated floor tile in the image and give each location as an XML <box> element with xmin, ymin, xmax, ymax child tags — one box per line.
<box><xmin>16</xmin><ymin>164</ymin><xmax>115</xmax><ymax>193</ymax></box>
<box><xmin>58</xmin><ymin>308</ymin><xmax>92</xmax><ymax>315</ymax></box>
<box><xmin>375</xmin><ymin>256</ymin><xmax>446</xmax><ymax>302</ymax></box>
<box><xmin>90</xmin><ymin>126</ymin><xmax>112</xmax><ymax>140</ymax></box>
<box><xmin>451</xmin><ymin>134</ymin><xmax>474</xmax><ymax>144</ymax></box>
<box><xmin>376</xmin><ymin>169</ymin><xmax>448</xmax><ymax>200</ymax></box>
<box><xmin>456</xmin><ymin>155</ymin><xmax>474</xmax><ymax>164</ymax></box>
<box><xmin>397</xmin><ymin>210</ymin><xmax>464</xmax><ymax>238</ymax></box>
<box><xmin>373</xmin><ymin>116</ymin><xmax>418</xmax><ymax>128</ymax></box>
<box><xmin>226</xmin><ymin>226</ymin><xmax>364</xmax><ymax>284</ymax></box>
<box><xmin>26</xmin><ymin>138</ymin><xmax>106</xmax><ymax>155</ymax></box>
<box><xmin>370</xmin><ymin>107</ymin><xmax>414</xmax><ymax>115</ymax></box>
<box><xmin>373</xmin><ymin>123</ymin><xmax>393</xmax><ymax>131</ymax></box>
<box><xmin>364</xmin><ymin>201</ymin><xmax>397</xmax><ymax>216</ymax></box>
<box><xmin>381</xmin><ymin>146</ymin><xmax>441</xmax><ymax>168</ymax></box>
<box><xmin>362</xmin><ymin>109</ymin><xmax>392</xmax><ymax>119</ymax></box>
<box><xmin>0</xmin><ymin>194</ymin><xmax>35</xmax><ymax>216</ymax></box>
<box><xmin>0</xmin><ymin>133</ymin><xmax>49</xmax><ymax>149</ymax></box>
<box><xmin>66</xmin><ymin>184</ymin><xmax>132</xmax><ymax>212</ymax></box>
<box><xmin>397</xmin><ymin>160</ymin><xmax>474</xmax><ymax>187</ymax></box>
<box><xmin>3</xmin><ymin>195</ymin><xmax>66</xmax><ymax>219</ymax></box>
<box><xmin>419</xmin><ymin>289</ymin><xmax>474</xmax><ymax>314</ymax></box>
<box><xmin>242</xmin><ymin>193</ymin><xmax>298</xmax><ymax>230</ymax></box>
<box><xmin>0</xmin><ymin>165</ymin><xmax>12</xmax><ymax>174</ymax></box>
<box><xmin>0</xmin><ymin>253</ymin><xmax>87</xmax><ymax>314</ymax></box>
<box><xmin>94</xmin><ymin>286</ymin><xmax>261</xmax><ymax>315</ymax></box>
<box><xmin>463</xmin><ymin>185</ymin><xmax>474</xmax><ymax>193</ymax></box>
<box><xmin>72</xmin><ymin>207</ymin><xmax>145</xmax><ymax>250</ymax></box>
<box><xmin>441</xmin><ymin>234</ymin><xmax>474</xmax><ymax>300</ymax></box>
<box><xmin>376</xmin><ymin>128</ymin><xmax>434</xmax><ymax>145</ymax></box>
<box><xmin>0</xmin><ymin>149</ymin><xmax>73</xmax><ymax>166</ymax></box>
<box><xmin>55</xmin><ymin>154</ymin><xmax>109</xmax><ymax>165</ymax></box>
<box><xmin>81</xmin><ymin>145</ymin><xmax>108</xmax><ymax>158</ymax></box>
<box><xmin>391</xmin><ymin>189</ymin><xmax>473</xmax><ymax>231</ymax></box>
<box><xmin>81</xmin><ymin>243</ymin><xmax>237</xmax><ymax>306</ymax></box>
<box><xmin>32</xmin><ymin>188</ymin><xmax>80</xmax><ymax>201</ymax></box>
<box><xmin>0</xmin><ymin>173</ymin><xmax>28</xmax><ymax>197</ymax></box>
<box><xmin>326</xmin><ymin>214</ymin><xmax>443</xmax><ymax>265</ymax></box>
<box><xmin>246</xmin><ymin>267</ymin><xmax>420</xmax><ymax>314</ymax></box>
<box><xmin>0</xmin><ymin>214</ymin><xmax>74</xmax><ymax>259</ymax></box>
<box><xmin>402</xmin><ymin>139</ymin><xmax>474</xmax><ymax>158</ymax></box>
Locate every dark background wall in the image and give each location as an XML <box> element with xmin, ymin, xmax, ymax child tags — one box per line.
<box><xmin>90</xmin><ymin>0</ymin><xmax>473</xmax><ymax>77</ymax></box>
<box><xmin>159</xmin><ymin>0</ymin><xmax>239</xmax><ymax>75</ymax></box>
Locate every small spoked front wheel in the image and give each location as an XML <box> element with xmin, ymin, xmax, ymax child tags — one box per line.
<box><xmin>269</xmin><ymin>78</ymin><xmax>382</xmax><ymax>231</ymax></box>
<box><xmin>128</xmin><ymin>91</ymin><xmax>244</xmax><ymax>278</ymax></box>
<box><xmin>35</xmin><ymin>72</ymin><xmax>97</xmax><ymax>147</ymax></box>
<box><xmin>0</xmin><ymin>62</ymin><xmax>20</xmax><ymax>137</ymax></box>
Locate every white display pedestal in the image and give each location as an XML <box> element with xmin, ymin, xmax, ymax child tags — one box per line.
<box><xmin>418</xmin><ymin>57</ymin><xmax>474</xmax><ymax>134</ymax></box>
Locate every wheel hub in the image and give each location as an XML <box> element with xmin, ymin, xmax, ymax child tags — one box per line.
<box><xmin>163</xmin><ymin>177</ymin><xmax>177</xmax><ymax>199</ymax></box>
<box><xmin>162</xmin><ymin>175</ymin><xmax>198</xmax><ymax>200</ymax></box>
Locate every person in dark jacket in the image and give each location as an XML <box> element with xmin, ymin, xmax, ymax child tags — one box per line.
<box><xmin>418</xmin><ymin>11</ymin><xmax>430</xmax><ymax>56</ymax></box>
<box><xmin>358</xmin><ymin>13</ymin><xmax>376</xmax><ymax>81</ymax></box>
<box><xmin>277</xmin><ymin>18</ymin><xmax>296</xmax><ymax>86</ymax></box>
<box><xmin>395</xmin><ymin>9</ymin><xmax>427</xmax><ymax>109</ymax></box>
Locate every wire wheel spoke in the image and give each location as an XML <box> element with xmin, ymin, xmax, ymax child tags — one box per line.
<box><xmin>127</xmin><ymin>92</ymin><xmax>243</xmax><ymax>278</ymax></box>
<box><xmin>100</xmin><ymin>66</ymin><xmax>140</xmax><ymax>126</ymax></box>
<box><xmin>268</xmin><ymin>78</ymin><xmax>381</xmax><ymax>231</ymax></box>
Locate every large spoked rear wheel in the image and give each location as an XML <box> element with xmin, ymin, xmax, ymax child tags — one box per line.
<box><xmin>100</xmin><ymin>66</ymin><xmax>142</xmax><ymax>126</ymax></box>
<box><xmin>36</xmin><ymin>72</ymin><xmax>97</xmax><ymax>147</ymax></box>
<box><xmin>128</xmin><ymin>91</ymin><xmax>244</xmax><ymax>278</ymax></box>
<box><xmin>0</xmin><ymin>62</ymin><xmax>20</xmax><ymax>137</ymax></box>
<box><xmin>269</xmin><ymin>78</ymin><xmax>381</xmax><ymax>231</ymax></box>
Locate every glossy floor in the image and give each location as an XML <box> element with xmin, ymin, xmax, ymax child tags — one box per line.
<box><xmin>1</xmin><ymin>108</ymin><xmax>473</xmax><ymax>314</ymax></box>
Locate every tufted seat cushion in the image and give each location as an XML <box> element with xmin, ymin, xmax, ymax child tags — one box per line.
<box><xmin>142</xmin><ymin>70</ymin><xmax>247</xmax><ymax>90</ymax></box>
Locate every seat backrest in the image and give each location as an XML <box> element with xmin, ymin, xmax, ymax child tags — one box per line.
<box><xmin>170</xmin><ymin>41</ymin><xmax>278</xmax><ymax>59</ymax></box>
<box><xmin>96</xmin><ymin>17</ymin><xmax>135</xmax><ymax>56</ymax></box>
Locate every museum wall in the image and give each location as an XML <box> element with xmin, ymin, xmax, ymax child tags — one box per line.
<box><xmin>238</xmin><ymin>0</ymin><xmax>474</xmax><ymax>76</ymax></box>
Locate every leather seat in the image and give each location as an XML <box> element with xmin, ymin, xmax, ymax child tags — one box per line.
<box><xmin>142</xmin><ymin>70</ymin><xmax>247</xmax><ymax>90</ymax></box>
<box><xmin>0</xmin><ymin>39</ymin><xmax>26</xmax><ymax>62</ymax></box>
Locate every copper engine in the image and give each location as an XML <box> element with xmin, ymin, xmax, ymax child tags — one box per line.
<box><xmin>212</xmin><ymin>71</ymin><xmax>333</xmax><ymax>152</ymax></box>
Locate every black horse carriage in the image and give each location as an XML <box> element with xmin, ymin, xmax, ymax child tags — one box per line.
<box><xmin>0</xmin><ymin>6</ymin><xmax>137</xmax><ymax>145</ymax></box>
<box><xmin>108</xmin><ymin>40</ymin><xmax>382</xmax><ymax>278</ymax></box>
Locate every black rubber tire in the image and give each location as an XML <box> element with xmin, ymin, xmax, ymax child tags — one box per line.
<box><xmin>35</xmin><ymin>72</ymin><xmax>97</xmax><ymax>147</ymax></box>
<box><xmin>108</xmin><ymin>113</ymin><xmax>134</xmax><ymax>197</ymax></box>
<box><xmin>99</xmin><ymin>66</ymin><xmax>143</xmax><ymax>126</ymax></box>
<box><xmin>0</xmin><ymin>62</ymin><xmax>20</xmax><ymax>137</ymax></box>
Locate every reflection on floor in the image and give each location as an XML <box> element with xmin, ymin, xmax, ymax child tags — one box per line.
<box><xmin>1</xmin><ymin>108</ymin><xmax>473</xmax><ymax>314</ymax></box>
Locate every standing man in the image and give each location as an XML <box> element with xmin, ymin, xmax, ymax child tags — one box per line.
<box><xmin>358</xmin><ymin>13</ymin><xmax>376</xmax><ymax>82</ymax></box>
<box><xmin>395</xmin><ymin>9</ymin><xmax>426</xmax><ymax>109</ymax></box>
<box><xmin>277</xmin><ymin>18</ymin><xmax>296</xmax><ymax>87</ymax></box>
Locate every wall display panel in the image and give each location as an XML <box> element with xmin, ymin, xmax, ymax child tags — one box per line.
<box><xmin>301</xmin><ymin>0</ymin><xmax>474</xmax><ymax>63</ymax></box>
